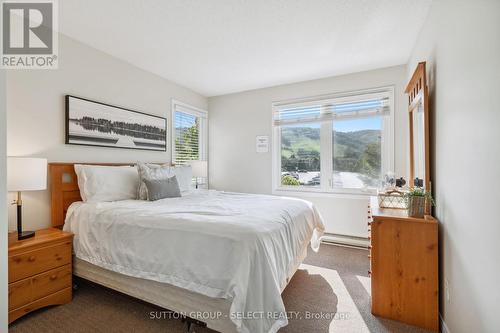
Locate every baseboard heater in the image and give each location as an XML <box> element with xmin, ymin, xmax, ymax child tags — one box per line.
<box><xmin>321</xmin><ymin>233</ymin><xmax>369</xmax><ymax>249</ymax></box>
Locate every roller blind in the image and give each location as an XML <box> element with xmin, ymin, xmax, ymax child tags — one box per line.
<box><xmin>273</xmin><ymin>96</ymin><xmax>390</xmax><ymax>126</ymax></box>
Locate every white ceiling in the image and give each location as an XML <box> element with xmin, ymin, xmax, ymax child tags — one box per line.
<box><xmin>59</xmin><ymin>0</ymin><xmax>432</xmax><ymax>97</ymax></box>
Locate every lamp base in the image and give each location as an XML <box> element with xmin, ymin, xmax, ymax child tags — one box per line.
<box><xmin>18</xmin><ymin>231</ymin><xmax>35</xmax><ymax>240</ymax></box>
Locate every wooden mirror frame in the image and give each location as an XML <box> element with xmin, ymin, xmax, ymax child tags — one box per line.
<box><xmin>405</xmin><ymin>62</ymin><xmax>430</xmax><ymax>191</ymax></box>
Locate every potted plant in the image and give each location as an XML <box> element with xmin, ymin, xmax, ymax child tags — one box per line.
<box><xmin>404</xmin><ymin>187</ymin><xmax>435</xmax><ymax>218</ymax></box>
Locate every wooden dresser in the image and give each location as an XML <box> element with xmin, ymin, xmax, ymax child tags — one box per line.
<box><xmin>368</xmin><ymin>196</ymin><xmax>439</xmax><ymax>331</ymax></box>
<box><xmin>8</xmin><ymin>228</ymin><xmax>74</xmax><ymax>324</ymax></box>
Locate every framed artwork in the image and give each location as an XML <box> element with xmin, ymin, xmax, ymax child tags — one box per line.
<box><xmin>65</xmin><ymin>95</ymin><xmax>167</xmax><ymax>151</ymax></box>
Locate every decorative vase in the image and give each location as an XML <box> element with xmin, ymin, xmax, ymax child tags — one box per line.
<box><xmin>408</xmin><ymin>196</ymin><xmax>426</xmax><ymax>218</ymax></box>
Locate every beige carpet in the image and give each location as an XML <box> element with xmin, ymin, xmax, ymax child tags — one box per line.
<box><xmin>9</xmin><ymin>244</ymin><xmax>433</xmax><ymax>333</ymax></box>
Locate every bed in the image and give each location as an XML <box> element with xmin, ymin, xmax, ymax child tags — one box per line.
<box><xmin>49</xmin><ymin>163</ymin><xmax>325</xmax><ymax>333</ymax></box>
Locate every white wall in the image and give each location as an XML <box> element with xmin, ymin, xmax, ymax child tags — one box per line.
<box><xmin>208</xmin><ymin>66</ymin><xmax>408</xmax><ymax>237</ymax></box>
<box><xmin>407</xmin><ymin>0</ymin><xmax>500</xmax><ymax>331</ymax></box>
<box><xmin>0</xmin><ymin>69</ymin><xmax>8</xmax><ymax>333</ymax></box>
<box><xmin>7</xmin><ymin>34</ymin><xmax>208</xmax><ymax>231</ymax></box>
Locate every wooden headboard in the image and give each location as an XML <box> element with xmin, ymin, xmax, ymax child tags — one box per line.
<box><xmin>49</xmin><ymin>163</ymin><xmax>135</xmax><ymax>227</ymax></box>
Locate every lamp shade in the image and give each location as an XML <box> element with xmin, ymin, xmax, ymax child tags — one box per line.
<box><xmin>7</xmin><ymin>157</ymin><xmax>47</xmax><ymax>191</ymax></box>
<box><xmin>189</xmin><ymin>160</ymin><xmax>208</xmax><ymax>178</ymax></box>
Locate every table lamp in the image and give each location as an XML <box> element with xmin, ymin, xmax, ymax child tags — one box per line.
<box><xmin>7</xmin><ymin>157</ymin><xmax>47</xmax><ymax>240</ymax></box>
<box><xmin>189</xmin><ymin>160</ymin><xmax>208</xmax><ymax>189</ymax></box>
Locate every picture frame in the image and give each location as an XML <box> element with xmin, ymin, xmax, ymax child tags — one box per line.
<box><xmin>65</xmin><ymin>95</ymin><xmax>167</xmax><ymax>151</ymax></box>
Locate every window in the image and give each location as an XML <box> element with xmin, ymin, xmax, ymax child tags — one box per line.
<box><xmin>172</xmin><ymin>100</ymin><xmax>208</xmax><ymax>164</ymax></box>
<box><xmin>273</xmin><ymin>88</ymin><xmax>393</xmax><ymax>195</ymax></box>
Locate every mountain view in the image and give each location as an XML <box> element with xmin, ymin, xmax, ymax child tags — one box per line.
<box><xmin>281</xmin><ymin>127</ymin><xmax>381</xmax><ymax>186</ymax></box>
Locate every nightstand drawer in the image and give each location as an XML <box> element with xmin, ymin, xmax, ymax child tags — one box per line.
<box><xmin>9</xmin><ymin>242</ymin><xmax>71</xmax><ymax>283</ymax></box>
<box><xmin>8</xmin><ymin>279</ymin><xmax>31</xmax><ymax>311</ymax></box>
<box><xmin>8</xmin><ymin>228</ymin><xmax>74</xmax><ymax>324</ymax></box>
<box><xmin>32</xmin><ymin>265</ymin><xmax>72</xmax><ymax>300</ymax></box>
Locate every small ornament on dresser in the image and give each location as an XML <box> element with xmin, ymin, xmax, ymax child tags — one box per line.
<box><xmin>396</xmin><ymin>177</ymin><xmax>406</xmax><ymax>187</ymax></box>
<box><xmin>382</xmin><ymin>171</ymin><xmax>396</xmax><ymax>188</ymax></box>
<box><xmin>414</xmin><ymin>177</ymin><xmax>424</xmax><ymax>188</ymax></box>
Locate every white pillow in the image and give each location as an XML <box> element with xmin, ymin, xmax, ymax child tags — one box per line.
<box><xmin>74</xmin><ymin>165</ymin><xmax>139</xmax><ymax>203</ymax></box>
<box><xmin>170</xmin><ymin>165</ymin><xmax>193</xmax><ymax>193</ymax></box>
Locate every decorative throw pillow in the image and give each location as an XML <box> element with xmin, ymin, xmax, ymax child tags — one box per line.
<box><xmin>144</xmin><ymin>176</ymin><xmax>181</xmax><ymax>201</ymax></box>
<box><xmin>136</xmin><ymin>162</ymin><xmax>170</xmax><ymax>200</ymax></box>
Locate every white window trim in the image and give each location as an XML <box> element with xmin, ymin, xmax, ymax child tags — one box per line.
<box><xmin>271</xmin><ymin>86</ymin><xmax>395</xmax><ymax>197</ymax></box>
<box><xmin>171</xmin><ymin>99</ymin><xmax>208</xmax><ymax>164</ymax></box>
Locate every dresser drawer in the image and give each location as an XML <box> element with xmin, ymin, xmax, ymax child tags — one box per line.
<box><xmin>32</xmin><ymin>265</ymin><xmax>72</xmax><ymax>300</ymax></box>
<box><xmin>8</xmin><ymin>279</ymin><xmax>31</xmax><ymax>311</ymax></box>
<box><xmin>9</xmin><ymin>242</ymin><xmax>71</xmax><ymax>283</ymax></box>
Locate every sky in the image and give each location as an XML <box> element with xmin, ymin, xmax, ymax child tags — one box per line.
<box><xmin>334</xmin><ymin>117</ymin><xmax>381</xmax><ymax>132</ymax></box>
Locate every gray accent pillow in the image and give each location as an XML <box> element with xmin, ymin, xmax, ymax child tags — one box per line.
<box><xmin>136</xmin><ymin>162</ymin><xmax>171</xmax><ymax>200</ymax></box>
<box><xmin>143</xmin><ymin>176</ymin><xmax>181</xmax><ymax>201</ymax></box>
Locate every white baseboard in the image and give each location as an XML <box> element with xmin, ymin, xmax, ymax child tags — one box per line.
<box><xmin>321</xmin><ymin>233</ymin><xmax>369</xmax><ymax>248</ymax></box>
<box><xmin>440</xmin><ymin>314</ymin><xmax>450</xmax><ymax>333</ymax></box>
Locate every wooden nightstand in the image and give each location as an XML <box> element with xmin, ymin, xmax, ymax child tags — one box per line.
<box><xmin>8</xmin><ymin>228</ymin><xmax>74</xmax><ymax>324</ymax></box>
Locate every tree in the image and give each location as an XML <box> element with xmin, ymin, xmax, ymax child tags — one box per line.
<box><xmin>356</xmin><ymin>142</ymin><xmax>381</xmax><ymax>178</ymax></box>
<box><xmin>176</xmin><ymin>120</ymin><xmax>199</xmax><ymax>162</ymax></box>
<box><xmin>281</xmin><ymin>175</ymin><xmax>300</xmax><ymax>186</ymax></box>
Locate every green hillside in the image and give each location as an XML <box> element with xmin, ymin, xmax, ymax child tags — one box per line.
<box><xmin>281</xmin><ymin>127</ymin><xmax>381</xmax><ymax>178</ymax></box>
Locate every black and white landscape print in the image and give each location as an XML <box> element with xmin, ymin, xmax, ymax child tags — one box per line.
<box><xmin>66</xmin><ymin>96</ymin><xmax>167</xmax><ymax>151</ymax></box>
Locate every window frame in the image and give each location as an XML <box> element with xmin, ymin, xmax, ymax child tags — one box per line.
<box><xmin>171</xmin><ymin>99</ymin><xmax>208</xmax><ymax>164</ymax></box>
<box><xmin>272</xmin><ymin>86</ymin><xmax>395</xmax><ymax>197</ymax></box>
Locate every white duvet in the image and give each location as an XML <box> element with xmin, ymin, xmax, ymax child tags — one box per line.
<box><xmin>64</xmin><ymin>190</ymin><xmax>325</xmax><ymax>333</ymax></box>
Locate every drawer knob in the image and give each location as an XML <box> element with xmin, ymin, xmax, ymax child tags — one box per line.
<box><xmin>50</xmin><ymin>274</ymin><xmax>57</xmax><ymax>280</ymax></box>
<box><xmin>28</xmin><ymin>256</ymin><xmax>36</xmax><ymax>262</ymax></box>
